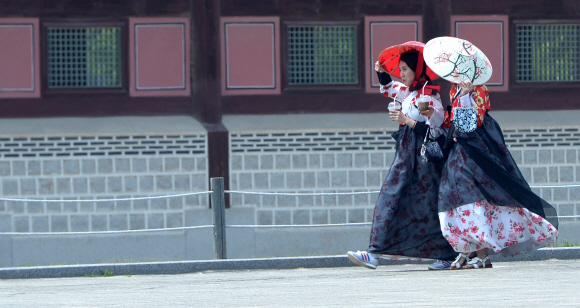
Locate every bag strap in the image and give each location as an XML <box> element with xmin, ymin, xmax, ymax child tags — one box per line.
<box><xmin>423</xmin><ymin>126</ymin><xmax>431</xmax><ymax>143</ymax></box>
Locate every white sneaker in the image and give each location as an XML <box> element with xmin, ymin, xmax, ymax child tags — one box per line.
<box><xmin>347</xmin><ymin>251</ymin><xmax>379</xmax><ymax>269</ymax></box>
<box><xmin>427</xmin><ymin>260</ymin><xmax>452</xmax><ymax>270</ymax></box>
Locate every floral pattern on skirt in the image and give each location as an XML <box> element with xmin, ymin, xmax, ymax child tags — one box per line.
<box><xmin>439</xmin><ymin>199</ymin><xmax>558</xmax><ymax>257</ymax></box>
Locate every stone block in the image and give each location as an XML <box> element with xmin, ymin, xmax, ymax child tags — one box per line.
<box><xmin>303</xmin><ymin>172</ymin><xmax>315</xmax><ymax>188</ymax></box>
<box><xmin>354</xmin><ymin>193</ymin><xmax>369</xmax><ymax>206</ymax></box>
<box><xmin>20</xmin><ymin>178</ymin><xmax>36</xmax><ymax>195</ymax></box>
<box><xmin>79</xmin><ymin>199</ymin><xmax>95</xmax><ymax>212</ymax></box>
<box><xmin>274</xmin><ymin>210</ymin><xmax>291</xmax><ymax>225</ymax></box>
<box><xmin>174</xmin><ymin>175</ymin><xmax>190</xmax><ymax>191</ymax></box>
<box><xmin>257</xmin><ymin>210</ymin><xmax>273</xmax><ymax>225</ymax></box>
<box><xmin>73</xmin><ymin>178</ymin><xmax>88</xmax><ymax>194</ymax></box>
<box><xmin>38</xmin><ymin>178</ymin><xmax>55</xmax><ymax>195</ymax></box>
<box><xmin>337</xmin><ymin>154</ymin><xmax>353</xmax><ymax>168</ymax></box>
<box><xmin>124</xmin><ymin>176</ymin><xmax>137</xmax><ymax>193</ymax></box>
<box><xmin>166</xmin><ymin>212</ymin><xmax>183</xmax><ymax>228</ymax></box>
<box><xmin>366</xmin><ymin>208</ymin><xmax>374</xmax><ymax>222</ymax></box>
<box><xmin>322</xmin><ymin>154</ymin><xmax>335</xmax><ymax>168</ymax></box>
<box><xmin>27</xmin><ymin>202</ymin><xmax>44</xmax><ymax>214</ymax></box>
<box><xmin>261</xmin><ymin>195</ymin><xmax>275</xmax><ymax>208</ymax></box>
<box><xmin>523</xmin><ymin>150</ymin><xmax>537</xmax><ymax>164</ymax></box>
<box><xmin>338</xmin><ymin>195</ymin><xmax>352</xmax><ymax>206</ymax></box>
<box><xmin>89</xmin><ymin>177</ymin><xmax>106</xmax><ymax>194</ymax></box>
<box><xmin>147</xmin><ymin>213</ymin><xmax>164</xmax><ymax>229</ymax></box>
<box><xmin>156</xmin><ymin>175</ymin><xmax>173</xmax><ymax>191</ymax></box>
<box><xmin>549</xmin><ymin>167</ymin><xmax>559</xmax><ymax>183</ymax></box>
<box><xmin>31</xmin><ymin>216</ymin><xmax>49</xmax><ymax>232</ymax></box>
<box><xmin>277</xmin><ymin>195</ymin><xmax>295</xmax><ymax>207</ymax></box>
<box><xmin>366</xmin><ymin>170</ymin><xmax>381</xmax><ymax>187</ymax></box>
<box><xmin>46</xmin><ymin>203</ymin><xmax>61</xmax><ymax>213</ymax></box>
<box><xmin>50</xmin><ymin>215</ymin><xmax>68</xmax><ymax>232</ymax></box>
<box><xmin>14</xmin><ymin>216</ymin><xmax>29</xmax><ymax>232</ymax></box>
<box><xmin>560</xmin><ymin>167</ymin><xmax>574</xmax><ymax>182</ymax></box>
<box><xmin>297</xmin><ymin>195</ymin><xmax>314</xmax><ymax>207</ymax></box>
<box><xmin>270</xmin><ymin>173</ymin><xmax>285</xmax><ymax>189</ymax></box>
<box><xmin>254</xmin><ymin>173</ymin><xmax>269</xmax><ymax>189</ymax></box>
<box><xmin>354</xmin><ymin>154</ymin><xmax>369</xmax><ymax>168</ymax></box>
<box><xmin>56</xmin><ymin>178</ymin><xmax>71</xmax><ymax>195</ymax></box>
<box><xmin>109</xmin><ymin>214</ymin><xmax>128</xmax><ymax>231</ymax></box>
<box><xmin>0</xmin><ymin>162</ymin><xmax>10</xmax><ymax>176</ymax></box>
<box><xmin>182</xmin><ymin>158</ymin><xmax>195</xmax><ymax>171</ymax></box>
<box><xmin>116</xmin><ymin>199</ymin><xmax>131</xmax><ymax>212</ymax></box>
<box><xmin>82</xmin><ymin>159</ymin><xmax>96</xmax><ymax>174</ymax></box>
<box><xmin>292</xmin><ymin>154</ymin><xmax>307</xmax><ymax>169</ymax></box>
<box><xmin>329</xmin><ymin>209</ymin><xmax>346</xmax><ymax>223</ymax></box>
<box><xmin>520</xmin><ymin>167</ymin><xmax>532</xmax><ymax>183</ymax></box>
<box><xmin>566</xmin><ymin>149</ymin><xmax>577</xmax><ymax>164</ymax></box>
<box><xmin>133</xmin><ymin>199</ymin><xmax>149</xmax><ymax>211</ymax></box>
<box><xmin>331</xmin><ymin>171</ymin><xmax>347</xmax><ymax>187</ymax></box>
<box><xmin>348</xmin><ymin>208</ymin><xmax>365</xmax><ymax>223</ymax></box>
<box><xmin>8</xmin><ymin>201</ymin><xmax>24</xmax><ymax>214</ymax></box>
<box><xmin>231</xmin><ymin>155</ymin><xmax>242</xmax><ymax>170</ymax></box>
<box><xmin>510</xmin><ymin>150</ymin><xmax>524</xmax><ymax>165</ymax></box>
<box><xmin>196</xmin><ymin>157</ymin><xmax>206</xmax><ymax>171</ymax></box>
<box><xmin>62</xmin><ymin>201</ymin><xmax>78</xmax><ymax>213</ymax></box>
<box><xmin>553</xmin><ymin>149</ymin><xmax>565</xmax><ymax>164</ymax></box>
<box><xmin>115</xmin><ymin>158</ymin><xmax>131</xmax><ymax>173</ymax></box>
<box><xmin>27</xmin><ymin>161</ymin><xmax>40</xmax><ymax>176</ymax></box>
<box><xmin>312</xmin><ymin>209</ymin><xmax>328</xmax><ymax>224</ymax></box>
<box><xmin>532</xmin><ymin>167</ymin><xmax>547</xmax><ymax>183</ymax></box>
<box><xmin>238</xmin><ymin>173</ymin><xmax>252</xmax><ymax>190</ymax></box>
<box><xmin>260</xmin><ymin>155</ymin><xmax>273</xmax><ymax>169</ymax></box>
<box><xmin>2</xmin><ymin>179</ymin><xmax>18</xmax><ymax>196</ymax></box>
<box><xmin>97</xmin><ymin>158</ymin><xmax>113</xmax><ymax>174</ymax></box>
<box><xmin>70</xmin><ymin>215</ymin><xmax>89</xmax><ymax>232</ymax></box>
<box><xmin>348</xmin><ymin>171</ymin><xmax>365</xmax><ymax>187</ymax></box>
<box><xmin>554</xmin><ymin>188</ymin><xmax>568</xmax><ymax>201</ymax></box>
<box><xmin>169</xmin><ymin>197</ymin><xmax>184</xmax><ymax>210</ymax></box>
<box><xmin>286</xmin><ymin>172</ymin><xmax>302</xmax><ymax>189</ymax></box>
<box><xmin>129</xmin><ymin>214</ymin><xmax>146</xmax><ymax>230</ymax></box>
<box><xmin>323</xmin><ymin>195</ymin><xmax>337</xmax><ymax>207</ymax></box>
<box><xmin>244</xmin><ymin>155</ymin><xmax>259</xmax><ymax>170</ymax></box>
<box><xmin>132</xmin><ymin>158</ymin><xmax>147</xmax><ymax>172</ymax></box>
<box><xmin>571</xmin><ymin>187</ymin><xmax>580</xmax><ymax>202</ymax></box>
<box><xmin>557</xmin><ymin>204</ymin><xmax>574</xmax><ymax>216</ymax></box>
<box><xmin>139</xmin><ymin>176</ymin><xmax>154</xmax><ymax>192</ymax></box>
<box><xmin>308</xmin><ymin>154</ymin><xmax>320</xmax><ymax>168</ymax></box>
<box><xmin>293</xmin><ymin>209</ymin><xmax>310</xmax><ymax>224</ymax></box>
<box><xmin>315</xmin><ymin>171</ymin><xmax>329</xmax><ymax>188</ymax></box>
<box><xmin>275</xmin><ymin>154</ymin><xmax>291</xmax><ymax>169</ymax></box>
<box><xmin>191</xmin><ymin>174</ymin><xmax>206</xmax><ymax>191</ymax></box>
<box><xmin>63</xmin><ymin>160</ymin><xmax>80</xmax><ymax>175</ymax></box>
<box><xmin>96</xmin><ymin>200</ymin><xmax>114</xmax><ymax>212</ymax></box>
<box><xmin>385</xmin><ymin>153</ymin><xmax>395</xmax><ymax>165</ymax></box>
<box><xmin>165</xmin><ymin>157</ymin><xmax>180</xmax><ymax>172</ymax></box>
<box><xmin>150</xmin><ymin>198</ymin><xmax>167</xmax><ymax>210</ymax></box>
<box><xmin>91</xmin><ymin>215</ymin><xmax>107</xmax><ymax>231</ymax></box>
<box><xmin>243</xmin><ymin>194</ymin><xmax>260</xmax><ymax>206</ymax></box>
<box><xmin>149</xmin><ymin>158</ymin><xmax>163</xmax><ymax>172</ymax></box>
<box><xmin>370</xmin><ymin>153</ymin><xmax>384</xmax><ymax>168</ymax></box>
<box><xmin>537</xmin><ymin>150</ymin><xmax>550</xmax><ymax>164</ymax></box>
<box><xmin>12</xmin><ymin>161</ymin><xmax>25</xmax><ymax>176</ymax></box>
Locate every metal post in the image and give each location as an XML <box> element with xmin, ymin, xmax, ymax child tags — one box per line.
<box><xmin>210</xmin><ymin>177</ymin><xmax>226</xmax><ymax>259</ymax></box>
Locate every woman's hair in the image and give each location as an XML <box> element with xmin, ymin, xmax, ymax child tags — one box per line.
<box><xmin>399</xmin><ymin>50</ymin><xmax>432</xmax><ymax>91</ymax></box>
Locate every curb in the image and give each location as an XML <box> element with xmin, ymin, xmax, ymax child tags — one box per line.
<box><xmin>1</xmin><ymin>247</ymin><xmax>579</xmax><ymax>279</ymax></box>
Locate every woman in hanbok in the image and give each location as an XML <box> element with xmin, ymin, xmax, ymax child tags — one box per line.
<box><xmin>437</xmin><ymin>80</ymin><xmax>558</xmax><ymax>269</ymax></box>
<box><xmin>347</xmin><ymin>46</ymin><xmax>456</xmax><ymax>270</ymax></box>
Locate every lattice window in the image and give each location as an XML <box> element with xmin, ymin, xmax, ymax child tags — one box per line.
<box><xmin>47</xmin><ymin>27</ymin><xmax>122</xmax><ymax>88</ymax></box>
<box><xmin>516</xmin><ymin>24</ymin><xmax>580</xmax><ymax>82</ymax></box>
<box><xmin>287</xmin><ymin>25</ymin><xmax>358</xmax><ymax>85</ymax></box>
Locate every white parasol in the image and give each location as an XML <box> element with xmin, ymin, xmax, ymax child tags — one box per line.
<box><xmin>423</xmin><ymin>36</ymin><xmax>492</xmax><ymax>85</ymax></box>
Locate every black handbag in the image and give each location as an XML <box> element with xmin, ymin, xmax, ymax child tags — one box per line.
<box><xmin>420</xmin><ymin>126</ymin><xmax>444</xmax><ymax>163</ymax></box>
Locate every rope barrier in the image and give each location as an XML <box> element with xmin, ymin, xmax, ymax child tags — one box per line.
<box><xmin>529</xmin><ymin>184</ymin><xmax>580</xmax><ymax>189</ymax></box>
<box><xmin>225</xmin><ymin>190</ymin><xmax>380</xmax><ymax>196</ymax></box>
<box><xmin>0</xmin><ymin>191</ymin><xmax>213</xmax><ymax>203</ymax></box>
<box><xmin>0</xmin><ymin>225</ymin><xmax>214</xmax><ymax>236</ymax></box>
<box><xmin>227</xmin><ymin>222</ymin><xmax>372</xmax><ymax>229</ymax></box>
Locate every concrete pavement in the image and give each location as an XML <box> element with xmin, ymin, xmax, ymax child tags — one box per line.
<box><xmin>1</xmin><ymin>259</ymin><xmax>579</xmax><ymax>307</ymax></box>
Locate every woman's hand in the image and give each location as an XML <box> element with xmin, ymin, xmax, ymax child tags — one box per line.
<box><xmin>375</xmin><ymin>61</ymin><xmax>386</xmax><ymax>73</ymax></box>
<box><xmin>458</xmin><ymin>81</ymin><xmax>475</xmax><ymax>97</ymax></box>
<box><xmin>420</xmin><ymin>106</ymin><xmax>434</xmax><ymax>118</ymax></box>
<box><xmin>389</xmin><ymin>109</ymin><xmax>409</xmax><ymax>123</ymax></box>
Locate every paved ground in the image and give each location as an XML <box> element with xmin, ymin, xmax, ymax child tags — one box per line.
<box><xmin>1</xmin><ymin>259</ymin><xmax>579</xmax><ymax>307</ymax></box>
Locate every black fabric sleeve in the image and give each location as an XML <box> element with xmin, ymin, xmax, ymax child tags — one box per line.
<box><xmin>412</xmin><ymin>120</ymin><xmax>428</xmax><ymax>137</ymax></box>
<box><xmin>376</xmin><ymin>71</ymin><xmax>392</xmax><ymax>85</ymax></box>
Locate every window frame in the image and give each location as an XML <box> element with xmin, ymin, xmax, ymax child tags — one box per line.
<box><xmin>281</xmin><ymin>20</ymin><xmax>364</xmax><ymax>92</ymax></box>
<box><xmin>511</xmin><ymin>19</ymin><xmax>580</xmax><ymax>88</ymax></box>
<box><xmin>41</xmin><ymin>19</ymin><xmax>129</xmax><ymax>96</ymax></box>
